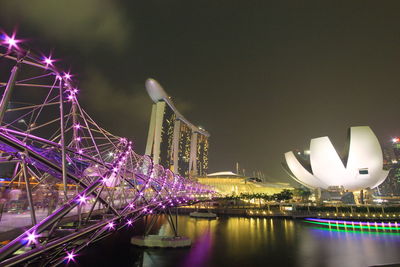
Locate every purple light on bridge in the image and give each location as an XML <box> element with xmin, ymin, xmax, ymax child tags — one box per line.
<box><xmin>77</xmin><ymin>195</ymin><xmax>87</xmax><ymax>204</ymax></box>
<box><xmin>2</xmin><ymin>32</ymin><xmax>20</xmax><ymax>50</ymax></box>
<box><xmin>42</xmin><ymin>56</ymin><xmax>54</xmax><ymax>67</ymax></box>
<box><xmin>65</xmin><ymin>251</ymin><xmax>76</xmax><ymax>263</ymax></box>
<box><xmin>64</xmin><ymin>73</ymin><xmax>71</xmax><ymax>80</ymax></box>
<box><xmin>25</xmin><ymin>231</ymin><xmax>39</xmax><ymax>245</ymax></box>
<box><xmin>107</xmin><ymin>222</ymin><xmax>115</xmax><ymax>230</ymax></box>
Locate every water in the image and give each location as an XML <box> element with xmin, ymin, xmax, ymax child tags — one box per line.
<box><xmin>74</xmin><ymin>216</ymin><xmax>400</xmax><ymax>267</ymax></box>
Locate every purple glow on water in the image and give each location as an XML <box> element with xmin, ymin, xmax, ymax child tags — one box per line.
<box><xmin>182</xmin><ymin>228</ymin><xmax>213</xmax><ymax>267</ymax></box>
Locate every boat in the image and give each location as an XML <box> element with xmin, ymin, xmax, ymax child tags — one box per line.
<box><xmin>189</xmin><ymin>210</ymin><xmax>217</xmax><ymax>219</ymax></box>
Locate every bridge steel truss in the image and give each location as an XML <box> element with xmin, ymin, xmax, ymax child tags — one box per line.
<box><xmin>0</xmin><ymin>32</ymin><xmax>213</xmax><ymax>266</ymax></box>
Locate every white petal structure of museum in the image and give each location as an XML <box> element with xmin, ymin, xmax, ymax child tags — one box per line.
<box><xmin>283</xmin><ymin>126</ymin><xmax>389</xmax><ymax>191</ymax></box>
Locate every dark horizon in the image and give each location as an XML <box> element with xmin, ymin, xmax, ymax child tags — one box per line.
<box><xmin>1</xmin><ymin>1</ymin><xmax>400</xmax><ymax>184</ymax></box>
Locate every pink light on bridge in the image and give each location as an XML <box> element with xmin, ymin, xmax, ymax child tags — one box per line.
<box><xmin>2</xmin><ymin>32</ymin><xmax>20</xmax><ymax>50</ymax></box>
<box><xmin>106</xmin><ymin>222</ymin><xmax>115</xmax><ymax>230</ymax></box>
<box><xmin>77</xmin><ymin>195</ymin><xmax>87</xmax><ymax>204</ymax></box>
<box><xmin>64</xmin><ymin>73</ymin><xmax>71</xmax><ymax>80</ymax></box>
<box><xmin>42</xmin><ymin>55</ymin><xmax>54</xmax><ymax>67</ymax></box>
<box><xmin>65</xmin><ymin>251</ymin><xmax>76</xmax><ymax>263</ymax></box>
<box><xmin>25</xmin><ymin>231</ymin><xmax>39</xmax><ymax>245</ymax></box>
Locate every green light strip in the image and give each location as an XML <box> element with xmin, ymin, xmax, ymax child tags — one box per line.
<box><xmin>305</xmin><ymin>220</ymin><xmax>400</xmax><ymax>231</ymax></box>
<box><xmin>310</xmin><ymin>226</ymin><xmax>400</xmax><ymax>236</ymax></box>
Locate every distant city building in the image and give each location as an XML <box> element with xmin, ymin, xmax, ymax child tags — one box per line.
<box><xmin>197</xmin><ymin>171</ymin><xmax>292</xmax><ymax>196</ymax></box>
<box><xmin>393</xmin><ymin>137</ymin><xmax>400</xmax><ymax>161</ymax></box>
<box><xmin>283</xmin><ymin>126</ymin><xmax>388</xmax><ymax>192</ymax></box>
<box><xmin>375</xmin><ymin>138</ymin><xmax>400</xmax><ymax>196</ymax></box>
<box><xmin>145</xmin><ymin>79</ymin><xmax>209</xmax><ymax>177</ymax></box>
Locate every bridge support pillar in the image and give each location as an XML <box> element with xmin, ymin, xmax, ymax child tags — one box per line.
<box><xmin>131</xmin><ymin>209</ymin><xmax>191</xmax><ymax>248</ymax></box>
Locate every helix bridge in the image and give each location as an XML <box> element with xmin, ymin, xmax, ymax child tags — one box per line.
<box><xmin>0</xmin><ymin>31</ymin><xmax>214</xmax><ymax>266</ymax></box>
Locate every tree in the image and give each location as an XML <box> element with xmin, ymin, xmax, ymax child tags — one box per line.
<box><xmin>293</xmin><ymin>187</ymin><xmax>312</xmax><ymax>202</ymax></box>
<box><xmin>274</xmin><ymin>189</ymin><xmax>293</xmax><ymax>202</ymax></box>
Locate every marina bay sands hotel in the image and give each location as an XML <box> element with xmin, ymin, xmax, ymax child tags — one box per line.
<box><xmin>144</xmin><ymin>79</ymin><xmax>209</xmax><ymax>178</ymax></box>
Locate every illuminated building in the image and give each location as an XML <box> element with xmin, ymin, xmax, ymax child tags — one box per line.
<box><xmin>283</xmin><ymin>126</ymin><xmax>388</xmax><ymax>191</ymax></box>
<box><xmin>145</xmin><ymin>79</ymin><xmax>209</xmax><ymax>177</ymax></box>
<box><xmin>393</xmin><ymin>137</ymin><xmax>400</xmax><ymax>161</ymax></box>
<box><xmin>375</xmin><ymin>138</ymin><xmax>400</xmax><ymax>196</ymax></box>
<box><xmin>197</xmin><ymin>171</ymin><xmax>292</xmax><ymax>196</ymax></box>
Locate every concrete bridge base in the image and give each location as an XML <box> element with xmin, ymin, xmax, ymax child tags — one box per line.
<box><xmin>131</xmin><ymin>235</ymin><xmax>191</xmax><ymax>248</ymax></box>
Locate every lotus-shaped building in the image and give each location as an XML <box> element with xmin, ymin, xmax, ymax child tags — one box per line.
<box><xmin>283</xmin><ymin>126</ymin><xmax>388</xmax><ymax>191</ymax></box>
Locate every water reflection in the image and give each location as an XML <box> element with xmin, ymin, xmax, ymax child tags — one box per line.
<box><xmin>181</xmin><ymin>227</ymin><xmax>213</xmax><ymax>267</ymax></box>
<box><xmin>303</xmin><ymin>221</ymin><xmax>400</xmax><ymax>267</ymax></box>
<box><xmin>79</xmin><ymin>215</ymin><xmax>400</xmax><ymax>267</ymax></box>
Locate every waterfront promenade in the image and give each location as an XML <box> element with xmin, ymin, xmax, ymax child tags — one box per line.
<box><xmin>179</xmin><ymin>203</ymin><xmax>400</xmax><ymax>221</ymax></box>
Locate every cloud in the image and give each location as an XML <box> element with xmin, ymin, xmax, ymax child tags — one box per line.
<box><xmin>79</xmin><ymin>69</ymin><xmax>152</xmax><ymax>139</ymax></box>
<box><xmin>2</xmin><ymin>0</ymin><xmax>131</xmax><ymax>50</ymax></box>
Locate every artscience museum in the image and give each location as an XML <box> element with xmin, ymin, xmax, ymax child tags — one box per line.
<box><xmin>283</xmin><ymin>126</ymin><xmax>388</xmax><ymax>192</ymax></box>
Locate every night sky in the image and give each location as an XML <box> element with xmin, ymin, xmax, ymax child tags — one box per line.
<box><xmin>1</xmin><ymin>1</ymin><xmax>400</xmax><ymax>183</ymax></box>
